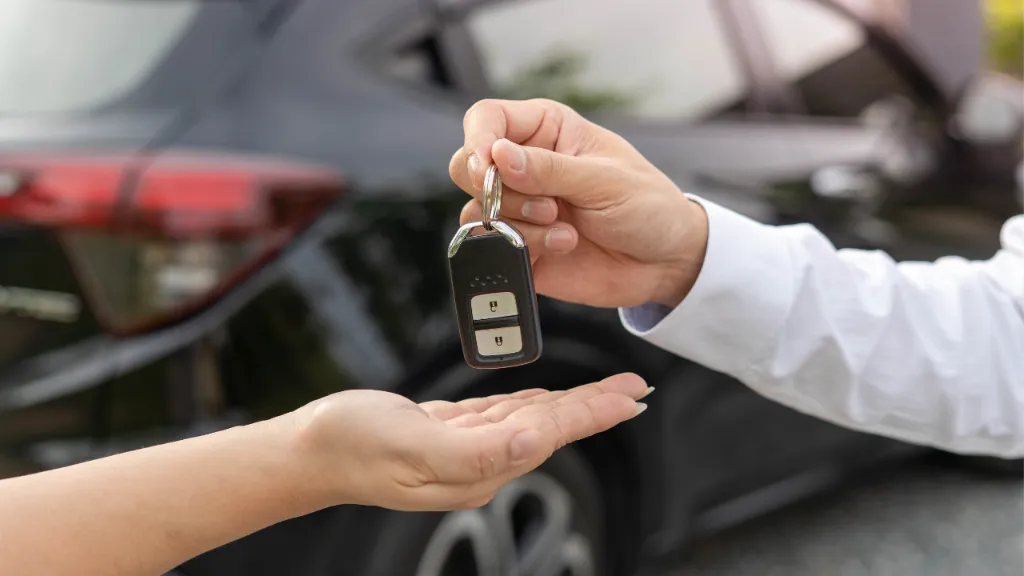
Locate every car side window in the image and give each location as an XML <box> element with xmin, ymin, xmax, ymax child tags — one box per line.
<box><xmin>460</xmin><ymin>0</ymin><xmax>748</xmax><ymax>122</ymax></box>
<box><xmin>748</xmin><ymin>0</ymin><xmax>920</xmax><ymax>118</ymax></box>
<box><xmin>385</xmin><ymin>37</ymin><xmax>454</xmax><ymax>88</ymax></box>
<box><xmin>372</xmin><ymin>25</ymin><xmax>458</xmax><ymax>91</ymax></box>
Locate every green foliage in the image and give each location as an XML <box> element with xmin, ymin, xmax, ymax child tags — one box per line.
<box><xmin>497</xmin><ymin>50</ymin><xmax>637</xmax><ymax>114</ymax></box>
<box><xmin>986</xmin><ymin>0</ymin><xmax>1024</xmax><ymax>77</ymax></box>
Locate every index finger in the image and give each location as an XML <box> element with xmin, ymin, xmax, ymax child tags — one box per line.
<box><xmin>461</xmin><ymin>99</ymin><xmax>575</xmax><ymax>185</ymax></box>
<box><xmin>463</xmin><ymin>99</ymin><xmax>567</xmax><ymax>157</ymax></box>
<box><xmin>508</xmin><ymin>391</ymin><xmax>644</xmax><ymax>451</ymax></box>
<box><xmin>479</xmin><ymin>373</ymin><xmax>652</xmax><ymax>423</ymax></box>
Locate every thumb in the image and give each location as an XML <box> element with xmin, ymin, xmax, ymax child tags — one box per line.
<box><xmin>491</xmin><ymin>138</ymin><xmax>628</xmax><ymax>209</ymax></box>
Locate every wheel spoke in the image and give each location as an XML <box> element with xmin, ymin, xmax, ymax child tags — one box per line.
<box><xmin>415</xmin><ymin>469</ymin><xmax>599</xmax><ymax>576</ymax></box>
<box><xmin>558</xmin><ymin>534</ymin><xmax>596</xmax><ymax>576</ymax></box>
<box><xmin>415</xmin><ymin>509</ymin><xmax>507</xmax><ymax>576</ymax></box>
<box><xmin>488</xmin><ymin>472</ymin><xmax>575</xmax><ymax>576</ymax></box>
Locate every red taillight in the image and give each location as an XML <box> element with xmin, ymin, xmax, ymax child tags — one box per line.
<box><xmin>0</xmin><ymin>152</ymin><xmax>344</xmax><ymax>335</ymax></box>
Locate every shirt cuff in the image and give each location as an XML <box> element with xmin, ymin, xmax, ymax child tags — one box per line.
<box><xmin>619</xmin><ymin>195</ymin><xmax>796</xmax><ymax>376</ymax></box>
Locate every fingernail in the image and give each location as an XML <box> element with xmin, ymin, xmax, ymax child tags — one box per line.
<box><xmin>468</xmin><ymin>153</ymin><xmax>482</xmax><ymax>176</ymax></box>
<box><xmin>634</xmin><ymin>402</ymin><xmax>648</xmax><ymax>417</ymax></box>
<box><xmin>510</xmin><ymin>429</ymin><xmax>542</xmax><ymax>465</ymax></box>
<box><xmin>502</xmin><ymin>139</ymin><xmax>526</xmax><ymax>172</ymax></box>
<box><xmin>522</xmin><ymin>198</ymin><xmax>554</xmax><ymax>222</ymax></box>
<box><xmin>545</xmin><ymin>227</ymin><xmax>574</xmax><ymax>251</ymax></box>
<box><xmin>639</xmin><ymin>386</ymin><xmax>655</xmax><ymax>400</ymax></box>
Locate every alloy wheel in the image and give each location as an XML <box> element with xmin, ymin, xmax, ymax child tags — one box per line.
<box><xmin>415</xmin><ymin>470</ymin><xmax>597</xmax><ymax>576</ymax></box>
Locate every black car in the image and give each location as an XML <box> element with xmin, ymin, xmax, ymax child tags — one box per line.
<box><xmin>0</xmin><ymin>0</ymin><xmax>1019</xmax><ymax>575</ymax></box>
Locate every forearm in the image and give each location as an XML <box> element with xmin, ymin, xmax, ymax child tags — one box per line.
<box><xmin>624</xmin><ymin>199</ymin><xmax>1024</xmax><ymax>457</ymax></box>
<box><xmin>0</xmin><ymin>415</ymin><xmax>327</xmax><ymax>576</ymax></box>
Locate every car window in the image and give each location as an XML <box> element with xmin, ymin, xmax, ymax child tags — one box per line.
<box><xmin>749</xmin><ymin>0</ymin><xmax>920</xmax><ymax>118</ymax></box>
<box><xmin>0</xmin><ymin>0</ymin><xmax>261</xmax><ymax>117</ymax></box>
<box><xmin>461</xmin><ymin>0</ymin><xmax>748</xmax><ymax>122</ymax></box>
<box><xmin>378</xmin><ymin>34</ymin><xmax>456</xmax><ymax>90</ymax></box>
<box><xmin>0</xmin><ymin>0</ymin><xmax>201</xmax><ymax>114</ymax></box>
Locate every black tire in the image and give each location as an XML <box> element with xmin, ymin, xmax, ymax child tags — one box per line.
<box><xmin>331</xmin><ymin>445</ymin><xmax>609</xmax><ymax>576</ymax></box>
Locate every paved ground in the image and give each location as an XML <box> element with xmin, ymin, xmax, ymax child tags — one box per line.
<box><xmin>673</xmin><ymin>459</ymin><xmax>1023</xmax><ymax>576</ymax></box>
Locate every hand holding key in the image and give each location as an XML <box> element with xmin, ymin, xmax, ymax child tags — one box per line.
<box><xmin>449</xmin><ymin>98</ymin><xmax>709</xmax><ymax>309</ymax></box>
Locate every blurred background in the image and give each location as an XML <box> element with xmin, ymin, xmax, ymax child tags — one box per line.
<box><xmin>0</xmin><ymin>0</ymin><xmax>1020</xmax><ymax>575</ymax></box>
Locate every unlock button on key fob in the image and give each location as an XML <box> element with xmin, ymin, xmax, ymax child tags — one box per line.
<box><xmin>470</xmin><ymin>292</ymin><xmax>518</xmax><ymax>320</ymax></box>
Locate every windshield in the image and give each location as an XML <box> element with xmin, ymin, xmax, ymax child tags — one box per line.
<box><xmin>0</xmin><ymin>0</ymin><xmax>245</xmax><ymax>115</ymax></box>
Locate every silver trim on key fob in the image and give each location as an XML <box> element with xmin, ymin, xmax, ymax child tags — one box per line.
<box><xmin>447</xmin><ymin>220</ymin><xmax>525</xmax><ymax>257</ymax></box>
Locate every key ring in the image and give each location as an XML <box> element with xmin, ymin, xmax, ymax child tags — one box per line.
<box><xmin>481</xmin><ymin>164</ymin><xmax>502</xmax><ymax>230</ymax></box>
<box><xmin>447</xmin><ymin>165</ymin><xmax>523</xmax><ymax>258</ymax></box>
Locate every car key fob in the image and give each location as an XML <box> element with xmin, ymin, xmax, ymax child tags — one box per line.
<box><xmin>447</xmin><ymin>166</ymin><xmax>542</xmax><ymax>369</ymax></box>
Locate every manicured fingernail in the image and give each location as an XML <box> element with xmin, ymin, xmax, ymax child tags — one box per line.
<box><xmin>522</xmin><ymin>198</ymin><xmax>555</xmax><ymax>222</ymax></box>
<box><xmin>500</xmin><ymin>139</ymin><xmax>526</xmax><ymax>172</ymax></box>
<box><xmin>468</xmin><ymin>153</ymin><xmax>482</xmax><ymax>176</ymax></box>
<box><xmin>634</xmin><ymin>402</ymin><xmax>648</xmax><ymax>417</ymax></box>
<box><xmin>639</xmin><ymin>387</ymin><xmax>655</xmax><ymax>400</ymax></box>
<box><xmin>545</xmin><ymin>227</ymin><xmax>574</xmax><ymax>251</ymax></box>
<box><xmin>510</xmin><ymin>429</ymin><xmax>542</xmax><ymax>464</ymax></box>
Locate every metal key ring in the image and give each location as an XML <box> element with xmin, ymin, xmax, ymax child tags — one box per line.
<box><xmin>481</xmin><ymin>164</ymin><xmax>502</xmax><ymax>229</ymax></box>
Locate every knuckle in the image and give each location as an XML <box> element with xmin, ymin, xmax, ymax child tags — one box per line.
<box><xmin>464</xmin><ymin>98</ymin><xmax>502</xmax><ymax>126</ymax></box>
<box><xmin>540</xmin><ymin>153</ymin><xmax>567</xmax><ymax>186</ymax></box>
<box><xmin>532</xmin><ymin>97</ymin><xmax>571</xmax><ymax>117</ymax></box>
<box><xmin>536</xmin><ymin>98</ymin><xmax>579</xmax><ymax>133</ymax></box>
<box><xmin>545</xmin><ymin>410</ymin><xmax>569</xmax><ymax>450</ymax></box>
<box><xmin>480</xmin><ymin>407</ymin><xmax>506</xmax><ymax>424</ymax></box>
<box><xmin>464</xmin><ymin>99</ymin><xmax>489</xmax><ymax>120</ymax></box>
<box><xmin>582</xmin><ymin>402</ymin><xmax>600</xmax><ymax>433</ymax></box>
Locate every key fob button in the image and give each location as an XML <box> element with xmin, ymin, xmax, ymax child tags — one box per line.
<box><xmin>470</xmin><ymin>292</ymin><xmax>518</xmax><ymax>320</ymax></box>
<box><xmin>475</xmin><ymin>326</ymin><xmax>523</xmax><ymax>356</ymax></box>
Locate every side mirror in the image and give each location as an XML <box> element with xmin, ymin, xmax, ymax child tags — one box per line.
<box><xmin>952</xmin><ymin>74</ymin><xmax>1024</xmax><ymax>145</ymax></box>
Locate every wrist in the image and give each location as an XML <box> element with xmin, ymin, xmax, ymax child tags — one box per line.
<box><xmin>651</xmin><ymin>198</ymin><xmax>708</xmax><ymax>308</ymax></box>
<box><xmin>259</xmin><ymin>411</ymin><xmax>348</xmax><ymax>513</ymax></box>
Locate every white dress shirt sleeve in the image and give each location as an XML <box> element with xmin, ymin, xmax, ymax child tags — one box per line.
<box><xmin>621</xmin><ymin>196</ymin><xmax>1024</xmax><ymax>459</ymax></box>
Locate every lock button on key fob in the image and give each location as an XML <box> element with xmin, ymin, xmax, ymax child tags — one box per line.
<box><xmin>447</xmin><ymin>166</ymin><xmax>541</xmax><ymax>369</ymax></box>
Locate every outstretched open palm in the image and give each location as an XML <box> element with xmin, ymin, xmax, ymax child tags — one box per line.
<box><xmin>291</xmin><ymin>373</ymin><xmax>651</xmax><ymax>511</ymax></box>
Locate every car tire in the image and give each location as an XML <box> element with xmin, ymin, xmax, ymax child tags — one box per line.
<box><xmin>340</xmin><ymin>445</ymin><xmax>609</xmax><ymax>576</ymax></box>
